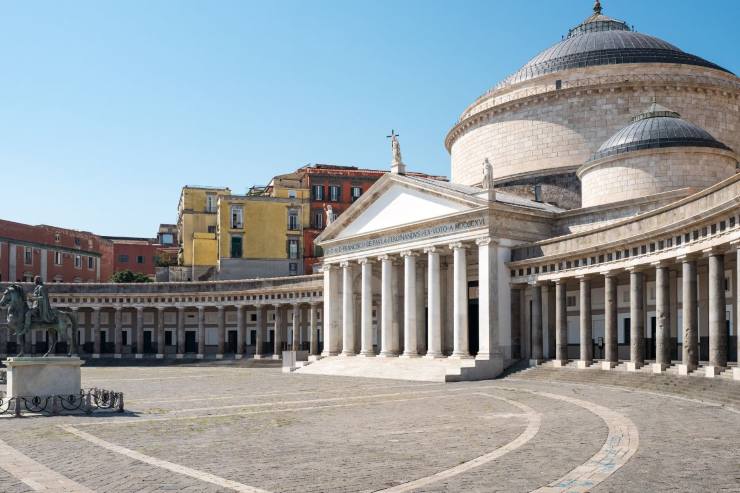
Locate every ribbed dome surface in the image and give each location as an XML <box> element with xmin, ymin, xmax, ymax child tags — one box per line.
<box><xmin>495</xmin><ymin>8</ymin><xmax>731</xmax><ymax>89</ymax></box>
<box><xmin>592</xmin><ymin>103</ymin><xmax>731</xmax><ymax>160</ymax></box>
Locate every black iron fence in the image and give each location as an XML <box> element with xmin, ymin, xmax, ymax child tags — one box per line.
<box><xmin>0</xmin><ymin>388</ymin><xmax>124</xmax><ymax>417</ymax></box>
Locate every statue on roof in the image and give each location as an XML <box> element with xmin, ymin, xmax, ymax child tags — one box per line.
<box><xmin>387</xmin><ymin>130</ymin><xmax>406</xmax><ymax>174</ymax></box>
<box><xmin>325</xmin><ymin>204</ymin><xmax>336</xmax><ymax>226</ymax></box>
<box><xmin>482</xmin><ymin>158</ymin><xmax>495</xmax><ymax>191</ymax></box>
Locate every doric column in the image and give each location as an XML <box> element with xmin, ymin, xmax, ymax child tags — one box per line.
<box><xmin>735</xmin><ymin>245</ymin><xmax>740</xmax><ymax>381</ymax></box>
<box><xmin>113</xmin><ymin>307</ymin><xmax>123</xmax><ymax>359</ymax></box>
<box><xmin>554</xmin><ymin>279</ymin><xmax>568</xmax><ymax>366</ymax></box>
<box><xmin>415</xmin><ymin>256</ymin><xmax>426</xmax><ymax>355</ymax></box>
<box><xmin>92</xmin><ymin>307</ymin><xmax>101</xmax><ymax>358</ymax></box>
<box><xmin>135</xmin><ymin>306</ymin><xmax>144</xmax><ymax>358</ymax></box>
<box><xmin>476</xmin><ymin>238</ymin><xmax>499</xmax><ymax>361</ymax></box>
<box><xmin>654</xmin><ymin>262</ymin><xmax>672</xmax><ymax>371</ymax></box>
<box><xmin>577</xmin><ymin>276</ymin><xmax>592</xmax><ymax>368</ymax></box>
<box><xmin>359</xmin><ymin>259</ymin><xmax>375</xmax><ymax>356</ymax></box>
<box><xmin>321</xmin><ymin>264</ymin><xmax>342</xmax><ymax>356</ymax></box>
<box><xmin>197</xmin><ymin>306</ymin><xmax>205</xmax><ymax>359</ymax></box>
<box><xmin>273</xmin><ymin>304</ymin><xmax>284</xmax><ymax>358</ymax></box>
<box><xmin>450</xmin><ymin>242</ymin><xmax>470</xmax><ymax>358</ymax></box>
<box><xmin>603</xmin><ymin>272</ymin><xmax>618</xmax><ymax>369</ymax></box>
<box><xmin>176</xmin><ymin>306</ymin><xmax>185</xmax><ymax>358</ymax></box>
<box><xmin>255</xmin><ymin>305</ymin><xmax>267</xmax><ymax>358</ymax></box>
<box><xmin>236</xmin><ymin>305</ymin><xmax>246</xmax><ymax>357</ymax></box>
<box><xmin>215</xmin><ymin>306</ymin><xmax>225</xmax><ymax>358</ymax></box>
<box><xmin>707</xmin><ymin>251</ymin><xmax>727</xmax><ymax>375</ymax></box>
<box><xmin>530</xmin><ymin>283</ymin><xmax>543</xmax><ymax>364</ymax></box>
<box><xmin>292</xmin><ymin>303</ymin><xmax>302</xmax><ymax>351</ymax></box>
<box><xmin>309</xmin><ymin>302</ymin><xmax>319</xmax><ymax>356</ymax></box>
<box><xmin>341</xmin><ymin>261</ymin><xmax>356</xmax><ymax>356</ymax></box>
<box><xmin>425</xmin><ymin>247</ymin><xmax>443</xmax><ymax>358</ymax></box>
<box><xmin>628</xmin><ymin>268</ymin><xmax>645</xmax><ymax>370</ymax></box>
<box><xmin>156</xmin><ymin>307</ymin><xmax>165</xmax><ymax>359</ymax></box>
<box><xmin>69</xmin><ymin>307</ymin><xmax>79</xmax><ymax>355</ymax></box>
<box><xmin>679</xmin><ymin>257</ymin><xmax>699</xmax><ymax>374</ymax></box>
<box><xmin>401</xmin><ymin>251</ymin><xmax>419</xmax><ymax>358</ymax></box>
<box><xmin>379</xmin><ymin>255</ymin><xmax>397</xmax><ymax>357</ymax></box>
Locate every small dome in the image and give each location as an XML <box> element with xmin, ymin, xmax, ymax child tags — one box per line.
<box><xmin>495</xmin><ymin>4</ymin><xmax>731</xmax><ymax>89</ymax></box>
<box><xmin>592</xmin><ymin>102</ymin><xmax>732</xmax><ymax>160</ymax></box>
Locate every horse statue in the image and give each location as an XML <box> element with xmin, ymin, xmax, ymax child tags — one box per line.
<box><xmin>0</xmin><ymin>280</ymin><xmax>78</xmax><ymax>357</ymax></box>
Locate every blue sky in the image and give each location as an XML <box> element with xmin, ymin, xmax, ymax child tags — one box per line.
<box><xmin>1</xmin><ymin>0</ymin><xmax>737</xmax><ymax>237</ymax></box>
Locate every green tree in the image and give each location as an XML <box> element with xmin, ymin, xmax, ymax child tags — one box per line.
<box><xmin>110</xmin><ymin>270</ymin><xmax>153</xmax><ymax>283</ymax></box>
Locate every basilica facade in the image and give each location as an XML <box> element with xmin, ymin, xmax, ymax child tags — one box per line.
<box><xmin>299</xmin><ymin>2</ymin><xmax>740</xmax><ymax>382</ymax></box>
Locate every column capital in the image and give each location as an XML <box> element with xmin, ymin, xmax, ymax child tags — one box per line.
<box><xmin>400</xmin><ymin>250</ymin><xmax>419</xmax><ymax>258</ymax></box>
<box><xmin>676</xmin><ymin>253</ymin><xmax>700</xmax><ymax>262</ymax></box>
<box><xmin>576</xmin><ymin>274</ymin><xmax>593</xmax><ymax>281</ymax></box>
<box><xmin>650</xmin><ymin>260</ymin><xmax>672</xmax><ymax>268</ymax></box>
<box><xmin>309</xmin><ymin>301</ymin><xmax>320</xmax><ymax>307</ymax></box>
<box><xmin>553</xmin><ymin>277</ymin><xmax>568</xmax><ymax>285</ymax></box>
<box><xmin>320</xmin><ymin>262</ymin><xmax>339</xmax><ymax>272</ymax></box>
<box><xmin>600</xmin><ymin>269</ymin><xmax>619</xmax><ymax>278</ymax></box>
<box><xmin>475</xmin><ymin>237</ymin><xmax>498</xmax><ymax>247</ymax></box>
<box><xmin>339</xmin><ymin>260</ymin><xmax>353</xmax><ymax>268</ymax></box>
<box><xmin>92</xmin><ymin>306</ymin><xmax>101</xmax><ymax>313</ymax></box>
<box><xmin>157</xmin><ymin>306</ymin><xmax>165</xmax><ymax>313</ymax></box>
<box><xmin>197</xmin><ymin>305</ymin><xmax>206</xmax><ymax>312</ymax></box>
<box><xmin>626</xmin><ymin>265</ymin><xmax>647</xmax><ymax>273</ymax></box>
<box><xmin>448</xmin><ymin>241</ymin><xmax>468</xmax><ymax>251</ymax></box>
<box><xmin>177</xmin><ymin>306</ymin><xmax>185</xmax><ymax>313</ymax></box>
<box><xmin>377</xmin><ymin>254</ymin><xmax>392</xmax><ymax>262</ymax></box>
<box><xmin>357</xmin><ymin>258</ymin><xmax>374</xmax><ymax>265</ymax></box>
<box><xmin>423</xmin><ymin>246</ymin><xmax>441</xmax><ymax>255</ymax></box>
<box><xmin>702</xmin><ymin>245</ymin><xmax>729</xmax><ymax>257</ymax></box>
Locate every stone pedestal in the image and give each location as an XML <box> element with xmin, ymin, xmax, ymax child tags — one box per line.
<box><xmin>626</xmin><ymin>362</ymin><xmax>643</xmax><ymax>372</ymax></box>
<box><xmin>528</xmin><ymin>359</ymin><xmax>544</xmax><ymax>367</ymax></box>
<box><xmin>576</xmin><ymin>360</ymin><xmax>591</xmax><ymax>369</ymax></box>
<box><xmin>601</xmin><ymin>361</ymin><xmax>618</xmax><ymax>370</ymax></box>
<box><xmin>5</xmin><ymin>357</ymin><xmax>83</xmax><ymax>397</ymax></box>
<box><xmin>733</xmin><ymin>368</ymin><xmax>740</xmax><ymax>381</ymax></box>
<box><xmin>677</xmin><ymin>364</ymin><xmax>695</xmax><ymax>376</ymax></box>
<box><xmin>652</xmin><ymin>363</ymin><xmax>669</xmax><ymax>374</ymax></box>
<box><xmin>553</xmin><ymin>360</ymin><xmax>567</xmax><ymax>368</ymax></box>
<box><xmin>704</xmin><ymin>366</ymin><xmax>724</xmax><ymax>378</ymax></box>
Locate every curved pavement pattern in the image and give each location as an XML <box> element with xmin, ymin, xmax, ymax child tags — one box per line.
<box><xmin>0</xmin><ymin>366</ymin><xmax>735</xmax><ymax>492</ymax></box>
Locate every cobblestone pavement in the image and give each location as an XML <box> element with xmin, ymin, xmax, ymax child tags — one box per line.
<box><xmin>0</xmin><ymin>365</ymin><xmax>737</xmax><ymax>492</ymax></box>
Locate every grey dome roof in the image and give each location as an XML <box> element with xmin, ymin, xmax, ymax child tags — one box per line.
<box><xmin>592</xmin><ymin>102</ymin><xmax>732</xmax><ymax>160</ymax></box>
<box><xmin>496</xmin><ymin>4</ymin><xmax>732</xmax><ymax>88</ymax></box>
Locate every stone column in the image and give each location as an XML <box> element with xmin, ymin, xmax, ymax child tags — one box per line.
<box><xmin>628</xmin><ymin>268</ymin><xmax>645</xmax><ymax>370</ymax></box>
<box><xmin>341</xmin><ymin>261</ymin><xmax>355</xmax><ymax>356</ymax></box>
<box><xmin>603</xmin><ymin>272</ymin><xmax>618</xmax><ymax>369</ymax></box>
<box><xmin>450</xmin><ymin>242</ymin><xmax>470</xmax><ymax>358</ymax></box>
<box><xmin>135</xmin><ymin>306</ymin><xmax>144</xmax><ymax>358</ymax></box>
<box><xmin>577</xmin><ymin>276</ymin><xmax>592</xmax><ymax>368</ymax></box>
<box><xmin>392</xmin><ymin>259</ymin><xmax>404</xmax><ymax>354</ymax></box>
<box><xmin>679</xmin><ymin>257</ymin><xmax>699</xmax><ymax>374</ymax></box>
<box><xmin>197</xmin><ymin>306</ymin><xmax>205</xmax><ymax>359</ymax></box>
<box><xmin>292</xmin><ymin>303</ymin><xmax>302</xmax><ymax>351</ymax></box>
<box><xmin>401</xmin><ymin>251</ymin><xmax>419</xmax><ymax>358</ymax></box>
<box><xmin>177</xmin><ymin>307</ymin><xmax>185</xmax><ymax>358</ymax></box>
<box><xmin>707</xmin><ymin>251</ymin><xmax>727</xmax><ymax>376</ymax></box>
<box><xmin>92</xmin><ymin>307</ymin><xmax>101</xmax><ymax>358</ymax></box>
<box><xmin>309</xmin><ymin>302</ymin><xmax>319</xmax><ymax>356</ymax></box>
<box><xmin>425</xmin><ymin>247</ymin><xmax>443</xmax><ymax>358</ymax></box>
<box><xmin>735</xmin><ymin>246</ymin><xmax>740</xmax><ymax>381</ymax></box>
<box><xmin>654</xmin><ymin>262</ymin><xmax>672</xmax><ymax>372</ymax></box>
<box><xmin>255</xmin><ymin>305</ymin><xmax>267</xmax><ymax>359</ymax></box>
<box><xmin>379</xmin><ymin>255</ymin><xmax>397</xmax><ymax>357</ymax></box>
<box><xmin>236</xmin><ymin>305</ymin><xmax>245</xmax><ymax>358</ymax></box>
<box><xmin>114</xmin><ymin>307</ymin><xmax>123</xmax><ymax>359</ymax></box>
<box><xmin>477</xmin><ymin>238</ymin><xmax>499</xmax><ymax>361</ymax></box>
<box><xmin>273</xmin><ymin>305</ymin><xmax>284</xmax><ymax>358</ymax></box>
<box><xmin>321</xmin><ymin>264</ymin><xmax>342</xmax><ymax>356</ymax></box>
<box><xmin>215</xmin><ymin>306</ymin><xmax>225</xmax><ymax>359</ymax></box>
<box><xmin>554</xmin><ymin>279</ymin><xmax>568</xmax><ymax>366</ymax></box>
<box><xmin>530</xmin><ymin>283</ymin><xmax>543</xmax><ymax>364</ymax></box>
<box><xmin>415</xmin><ymin>256</ymin><xmax>426</xmax><ymax>355</ymax></box>
<box><xmin>156</xmin><ymin>307</ymin><xmax>165</xmax><ymax>359</ymax></box>
<box><xmin>69</xmin><ymin>307</ymin><xmax>79</xmax><ymax>355</ymax></box>
<box><xmin>359</xmin><ymin>259</ymin><xmax>375</xmax><ymax>356</ymax></box>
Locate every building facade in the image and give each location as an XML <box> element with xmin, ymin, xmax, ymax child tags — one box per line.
<box><xmin>0</xmin><ymin>219</ymin><xmax>113</xmax><ymax>283</ymax></box>
<box><xmin>104</xmin><ymin>236</ymin><xmax>169</xmax><ymax>280</ymax></box>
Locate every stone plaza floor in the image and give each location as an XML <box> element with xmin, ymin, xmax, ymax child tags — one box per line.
<box><xmin>0</xmin><ymin>362</ymin><xmax>738</xmax><ymax>492</ymax></box>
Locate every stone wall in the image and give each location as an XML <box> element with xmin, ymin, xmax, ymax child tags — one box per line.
<box><xmin>496</xmin><ymin>171</ymin><xmax>581</xmax><ymax>210</ymax></box>
<box><xmin>579</xmin><ymin>148</ymin><xmax>737</xmax><ymax>208</ymax></box>
<box><xmin>447</xmin><ymin>65</ymin><xmax>740</xmax><ymax>187</ymax></box>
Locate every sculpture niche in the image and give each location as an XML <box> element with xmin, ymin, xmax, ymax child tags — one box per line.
<box><xmin>0</xmin><ymin>277</ymin><xmax>78</xmax><ymax>357</ymax></box>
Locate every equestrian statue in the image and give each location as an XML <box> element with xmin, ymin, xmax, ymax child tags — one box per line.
<box><xmin>0</xmin><ymin>277</ymin><xmax>78</xmax><ymax>357</ymax></box>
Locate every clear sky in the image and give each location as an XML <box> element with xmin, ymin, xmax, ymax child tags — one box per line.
<box><xmin>1</xmin><ymin>0</ymin><xmax>737</xmax><ymax>237</ymax></box>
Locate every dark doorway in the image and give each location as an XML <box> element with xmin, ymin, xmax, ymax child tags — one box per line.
<box><xmin>227</xmin><ymin>330</ymin><xmax>237</xmax><ymax>353</ymax></box>
<box><xmin>468</xmin><ymin>298</ymin><xmax>479</xmax><ymax>356</ymax></box>
<box><xmin>230</xmin><ymin>237</ymin><xmax>243</xmax><ymax>258</ymax></box>
<box><xmin>101</xmin><ymin>330</ymin><xmax>112</xmax><ymax>353</ymax></box>
<box><xmin>144</xmin><ymin>330</ymin><xmax>153</xmax><ymax>353</ymax></box>
<box><xmin>646</xmin><ymin>317</ymin><xmax>656</xmax><ymax>360</ymax></box>
<box><xmin>249</xmin><ymin>329</ymin><xmax>256</xmax><ymax>346</ymax></box>
<box><xmin>185</xmin><ymin>331</ymin><xmax>197</xmax><ymax>353</ymax></box>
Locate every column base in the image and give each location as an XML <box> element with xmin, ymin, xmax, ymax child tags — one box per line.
<box><xmin>358</xmin><ymin>351</ymin><xmax>376</xmax><ymax>357</ymax></box>
<box><xmin>733</xmin><ymin>368</ymin><xmax>740</xmax><ymax>381</ymax></box>
<box><xmin>424</xmin><ymin>352</ymin><xmax>444</xmax><ymax>359</ymax></box>
<box><xmin>216</xmin><ymin>354</ymin><xmax>224</xmax><ymax>360</ymax></box>
<box><xmin>449</xmin><ymin>352</ymin><xmax>473</xmax><ymax>359</ymax></box>
<box><xmin>196</xmin><ymin>354</ymin><xmax>204</xmax><ymax>359</ymax></box>
<box><xmin>652</xmin><ymin>363</ymin><xmax>669</xmax><ymax>374</ymax></box>
<box><xmin>340</xmin><ymin>351</ymin><xmax>356</xmax><ymax>357</ymax></box>
<box><xmin>601</xmin><ymin>361</ymin><xmax>618</xmax><ymax>370</ymax></box>
<box><xmin>677</xmin><ymin>364</ymin><xmax>697</xmax><ymax>376</ymax></box>
<box><xmin>156</xmin><ymin>354</ymin><xmax>164</xmax><ymax>359</ymax></box>
<box><xmin>235</xmin><ymin>354</ymin><xmax>243</xmax><ymax>360</ymax></box>
<box><xmin>253</xmin><ymin>354</ymin><xmax>264</xmax><ymax>359</ymax></box>
<box><xmin>576</xmin><ymin>360</ymin><xmax>592</xmax><ymax>369</ymax></box>
<box><xmin>378</xmin><ymin>352</ymin><xmax>398</xmax><ymax>358</ymax></box>
<box><xmin>272</xmin><ymin>354</ymin><xmax>281</xmax><ymax>360</ymax></box>
<box><xmin>321</xmin><ymin>351</ymin><xmax>340</xmax><ymax>357</ymax></box>
<box><xmin>114</xmin><ymin>354</ymin><xmax>122</xmax><ymax>359</ymax></box>
<box><xmin>552</xmin><ymin>360</ymin><xmax>568</xmax><ymax>368</ymax></box>
<box><xmin>176</xmin><ymin>354</ymin><xmax>184</xmax><ymax>359</ymax></box>
<box><xmin>307</xmin><ymin>355</ymin><xmax>323</xmax><ymax>362</ymax></box>
<box><xmin>135</xmin><ymin>353</ymin><xmax>143</xmax><ymax>359</ymax></box>
<box><xmin>92</xmin><ymin>354</ymin><xmax>100</xmax><ymax>359</ymax></box>
<box><xmin>704</xmin><ymin>366</ymin><xmax>725</xmax><ymax>378</ymax></box>
<box><xmin>626</xmin><ymin>362</ymin><xmax>643</xmax><ymax>372</ymax></box>
<box><xmin>400</xmin><ymin>353</ymin><xmax>420</xmax><ymax>359</ymax></box>
<box><xmin>529</xmin><ymin>359</ymin><xmax>544</xmax><ymax>367</ymax></box>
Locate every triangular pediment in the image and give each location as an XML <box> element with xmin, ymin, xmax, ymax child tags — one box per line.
<box><xmin>318</xmin><ymin>174</ymin><xmax>486</xmax><ymax>243</ymax></box>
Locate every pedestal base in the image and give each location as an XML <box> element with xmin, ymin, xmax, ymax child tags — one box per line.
<box><xmin>272</xmin><ymin>354</ymin><xmax>281</xmax><ymax>360</ymax></box>
<box><xmin>704</xmin><ymin>366</ymin><xmax>724</xmax><ymax>378</ymax></box>
<box><xmin>114</xmin><ymin>354</ymin><xmax>122</xmax><ymax>359</ymax></box>
<box><xmin>215</xmin><ymin>354</ymin><xmax>223</xmax><ymax>360</ymax></box>
<box><xmin>733</xmin><ymin>368</ymin><xmax>740</xmax><ymax>381</ymax></box>
<box><xmin>196</xmin><ymin>354</ymin><xmax>204</xmax><ymax>360</ymax></box>
<box><xmin>400</xmin><ymin>353</ymin><xmax>420</xmax><ymax>359</ymax></box>
<box><xmin>552</xmin><ymin>360</ymin><xmax>568</xmax><ymax>368</ymax></box>
<box><xmin>529</xmin><ymin>359</ymin><xmax>544</xmax><ymax>367</ymax></box>
<box><xmin>5</xmin><ymin>357</ymin><xmax>83</xmax><ymax>397</ymax></box>
<box><xmin>155</xmin><ymin>354</ymin><xmax>164</xmax><ymax>359</ymax></box>
<box><xmin>576</xmin><ymin>360</ymin><xmax>592</xmax><ymax>369</ymax></box>
<box><xmin>253</xmin><ymin>354</ymin><xmax>265</xmax><ymax>359</ymax></box>
<box><xmin>135</xmin><ymin>353</ymin><xmax>144</xmax><ymax>359</ymax></box>
<box><xmin>626</xmin><ymin>362</ymin><xmax>643</xmax><ymax>372</ymax></box>
<box><xmin>601</xmin><ymin>361</ymin><xmax>618</xmax><ymax>370</ymax></box>
<box><xmin>677</xmin><ymin>364</ymin><xmax>696</xmax><ymax>376</ymax></box>
<box><xmin>652</xmin><ymin>363</ymin><xmax>669</xmax><ymax>374</ymax></box>
<box><xmin>235</xmin><ymin>354</ymin><xmax>243</xmax><ymax>360</ymax></box>
<box><xmin>176</xmin><ymin>354</ymin><xmax>184</xmax><ymax>360</ymax></box>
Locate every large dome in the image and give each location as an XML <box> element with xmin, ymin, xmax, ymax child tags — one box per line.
<box><xmin>592</xmin><ymin>102</ymin><xmax>732</xmax><ymax>161</ymax></box>
<box><xmin>496</xmin><ymin>4</ymin><xmax>732</xmax><ymax>89</ymax></box>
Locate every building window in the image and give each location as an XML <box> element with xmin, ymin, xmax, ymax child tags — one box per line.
<box><xmin>119</xmin><ymin>255</ymin><xmax>129</xmax><ymax>263</ymax></box>
<box><xmin>122</xmin><ymin>331</ymin><xmax>128</xmax><ymax>346</ymax></box>
<box><xmin>312</xmin><ymin>209</ymin><xmax>324</xmax><ymax>229</ymax></box>
<box><xmin>54</xmin><ymin>233</ymin><xmax>61</xmax><ymax>242</ymax></box>
<box><xmin>206</xmin><ymin>194</ymin><xmax>217</xmax><ymax>213</ymax></box>
<box><xmin>311</xmin><ymin>185</ymin><xmax>324</xmax><ymax>201</ymax></box>
<box><xmin>288</xmin><ymin>210</ymin><xmax>299</xmax><ymax>231</ymax></box>
<box><xmin>287</xmin><ymin>239</ymin><xmax>299</xmax><ymax>259</ymax></box>
<box><xmin>288</xmin><ymin>189</ymin><xmax>297</xmax><ymax>199</ymax></box>
<box><xmin>329</xmin><ymin>185</ymin><xmax>341</xmax><ymax>202</ymax></box>
<box><xmin>74</xmin><ymin>237</ymin><xmax>81</xmax><ymax>246</ymax></box>
<box><xmin>88</xmin><ymin>257</ymin><xmax>95</xmax><ymax>270</ymax></box>
<box><xmin>351</xmin><ymin>186</ymin><xmax>362</xmax><ymax>202</ymax></box>
<box><xmin>24</xmin><ymin>247</ymin><xmax>32</xmax><ymax>265</ymax></box>
<box><xmin>137</xmin><ymin>256</ymin><xmax>145</xmax><ymax>264</ymax></box>
<box><xmin>289</xmin><ymin>262</ymin><xmax>298</xmax><ymax>275</ymax></box>
<box><xmin>74</xmin><ymin>255</ymin><xmax>81</xmax><ymax>269</ymax></box>
<box><xmin>231</xmin><ymin>206</ymin><xmax>243</xmax><ymax>229</ymax></box>
<box><xmin>566</xmin><ymin>296</ymin><xmax>577</xmax><ymax>307</ymax></box>
<box><xmin>165</xmin><ymin>331</ymin><xmax>173</xmax><ymax>346</ymax></box>
<box><xmin>231</xmin><ymin>236</ymin><xmax>243</xmax><ymax>258</ymax></box>
<box><xmin>54</xmin><ymin>251</ymin><xmax>62</xmax><ymax>266</ymax></box>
